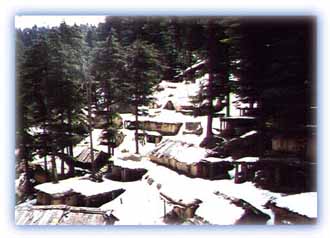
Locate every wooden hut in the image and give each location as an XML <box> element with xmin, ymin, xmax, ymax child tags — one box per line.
<box><xmin>34</xmin><ymin>177</ymin><xmax>125</xmax><ymax>207</ymax></box>
<box><xmin>74</xmin><ymin>148</ymin><xmax>109</xmax><ymax>171</ymax></box>
<box><xmin>182</xmin><ymin>122</ymin><xmax>203</xmax><ymax>136</ymax></box>
<box><xmin>145</xmin><ymin>131</ymin><xmax>162</xmax><ymax>144</ymax></box>
<box><xmin>220</xmin><ymin>116</ymin><xmax>257</xmax><ymax>138</ymax></box>
<box><xmin>124</xmin><ymin>119</ymin><xmax>182</xmax><ymax>136</ymax></box>
<box><xmin>149</xmin><ymin>139</ymin><xmax>233</xmax><ymax>179</ymax></box>
<box><xmin>265</xmin><ymin>192</ymin><xmax>317</xmax><ymax>224</ymax></box>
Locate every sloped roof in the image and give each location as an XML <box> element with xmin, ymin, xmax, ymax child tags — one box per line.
<box><xmin>149</xmin><ymin>139</ymin><xmax>209</xmax><ymax>165</ymax></box>
<box><xmin>15</xmin><ymin>205</ymin><xmax>118</xmax><ymax>225</ymax></box>
<box><xmin>175</xmin><ymin>60</ymin><xmax>207</xmax><ymax>78</ymax></box>
<box><xmin>76</xmin><ymin>148</ymin><xmax>108</xmax><ymax>164</ymax></box>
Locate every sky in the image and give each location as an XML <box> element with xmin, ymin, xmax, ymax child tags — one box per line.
<box><xmin>15</xmin><ymin>15</ymin><xmax>106</xmax><ymax>29</ymax></box>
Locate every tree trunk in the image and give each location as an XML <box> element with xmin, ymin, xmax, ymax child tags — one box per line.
<box><xmin>66</xmin><ymin>146</ymin><xmax>74</xmax><ymax>175</ymax></box>
<box><xmin>206</xmin><ymin>21</ymin><xmax>216</xmax><ymax>139</ymax></box>
<box><xmin>67</xmin><ymin>110</ymin><xmax>74</xmax><ymax>157</ymax></box>
<box><xmin>61</xmin><ymin>113</ymin><xmax>65</xmax><ymax>176</ymax></box>
<box><xmin>135</xmin><ymin>102</ymin><xmax>139</xmax><ymax>154</ymax></box>
<box><xmin>206</xmin><ymin>90</ymin><xmax>214</xmax><ymax>139</ymax></box>
<box><xmin>226</xmin><ymin>92</ymin><xmax>230</xmax><ymax>117</ymax></box>
<box><xmin>186</xmin><ymin>26</ymin><xmax>193</xmax><ymax>82</ymax></box>
<box><xmin>43</xmin><ymin>125</ymin><xmax>48</xmax><ymax>173</ymax></box>
<box><xmin>258</xmin><ymin>100</ymin><xmax>264</xmax><ymax>158</ymax></box>
<box><xmin>87</xmin><ymin>76</ymin><xmax>96</xmax><ymax>177</ymax></box>
<box><xmin>48</xmin><ymin>117</ymin><xmax>58</xmax><ymax>183</ymax></box>
<box><xmin>50</xmin><ymin>145</ymin><xmax>58</xmax><ymax>184</ymax></box>
<box><xmin>109</xmin><ymin>110</ymin><xmax>113</xmax><ymax>156</ymax></box>
<box><xmin>44</xmin><ymin>156</ymin><xmax>48</xmax><ymax>174</ymax></box>
<box><xmin>106</xmin><ymin>86</ymin><xmax>111</xmax><ymax>155</ymax></box>
<box><xmin>22</xmin><ymin>144</ymin><xmax>32</xmax><ymax>194</ymax></box>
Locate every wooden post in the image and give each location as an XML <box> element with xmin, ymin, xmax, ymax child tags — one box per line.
<box><xmin>163</xmin><ymin>199</ymin><xmax>166</xmax><ymax>217</ymax></box>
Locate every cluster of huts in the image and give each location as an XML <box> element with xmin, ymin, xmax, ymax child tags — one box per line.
<box><xmin>16</xmin><ymin>60</ymin><xmax>317</xmax><ymax>225</ymax></box>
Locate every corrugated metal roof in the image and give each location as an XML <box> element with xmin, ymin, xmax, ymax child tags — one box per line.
<box><xmin>15</xmin><ymin>205</ymin><xmax>118</xmax><ymax>225</ymax></box>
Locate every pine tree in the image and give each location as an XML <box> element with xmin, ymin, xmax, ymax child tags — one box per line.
<box><xmin>18</xmin><ymin>23</ymin><xmax>87</xmax><ymax>183</ymax></box>
<box><xmin>124</xmin><ymin>39</ymin><xmax>161</xmax><ymax>154</ymax></box>
<box><xmin>230</xmin><ymin>17</ymin><xmax>315</xmax><ymax>156</ymax></box>
<box><xmin>91</xmin><ymin>28</ymin><xmax>127</xmax><ymax>156</ymax></box>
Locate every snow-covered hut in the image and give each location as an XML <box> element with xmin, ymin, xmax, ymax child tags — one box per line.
<box><xmin>265</xmin><ymin>192</ymin><xmax>317</xmax><ymax>224</ymax></box>
<box><xmin>124</xmin><ymin>119</ymin><xmax>182</xmax><ymax>136</ymax></box>
<box><xmin>34</xmin><ymin>176</ymin><xmax>125</xmax><ymax>207</ymax></box>
<box><xmin>149</xmin><ymin>139</ymin><xmax>233</xmax><ymax>179</ymax></box>
<box><xmin>182</xmin><ymin>122</ymin><xmax>203</xmax><ymax>136</ymax></box>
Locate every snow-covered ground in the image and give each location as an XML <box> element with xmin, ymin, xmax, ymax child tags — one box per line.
<box><xmin>25</xmin><ymin>75</ymin><xmax>316</xmax><ymax>225</ymax></box>
<box><xmin>100</xmin><ymin>157</ymin><xmax>282</xmax><ymax>225</ymax></box>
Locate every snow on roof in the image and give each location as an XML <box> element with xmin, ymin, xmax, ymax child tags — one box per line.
<box><xmin>222</xmin><ymin>116</ymin><xmax>256</xmax><ymax>120</ymax></box>
<box><xmin>196</xmin><ymin>196</ymin><xmax>244</xmax><ymax>225</ymax></box>
<box><xmin>274</xmin><ymin>192</ymin><xmax>317</xmax><ymax>218</ymax></box>
<box><xmin>137</xmin><ymin>109</ymin><xmax>200</xmax><ymax>124</ymax></box>
<box><xmin>240</xmin><ymin>130</ymin><xmax>258</xmax><ymax>138</ymax></box>
<box><xmin>175</xmin><ymin>60</ymin><xmax>206</xmax><ymax>77</ymax></box>
<box><xmin>209</xmin><ymin>180</ymin><xmax>283</xmax><ymax>224</ymax></box>
<box><xmin>151</xmin><ymin>139</ymin><xmax>207</xmax><ymax>165</ymax></box>
<box><xmin>100</xmin><ymin>181</ymin><xmax>167</xmax><ymax>225</ymax></box>
<box><xmin>201</xmin><ymin>157</ymin><xmax>222</xmax><ymax>163</ymax></box>
<box><xmin>145</xmin><ymin>131</ymin><xmax>162</xmax><ymax>136</ymax></box>
<box><xmin>201</xmin><ymin>156</ymin><xmax>234</xmax><ymax>163</ymax></box>
<box><xmin>236</xmin><ymin>157</ymin><xmax>259</xmax><ymax>163</ymax></box>
<box><xmin>34</xmin><ymin>176</ymin><xmax>125</xmax><ymax>197</ymax></box>
<box><xmin>139</xmin><ymin>159</ymin><xmax>245</xmax><ymax>224</ymax></box>
<box><xmin>218</xmin><ymin>156</ymin><xmax>234</xmax><ymax>162</ymax></box>
<box><xmin>77</xmin><ymin>156</ymin><xmax>284</xmax><ymax>225</ymax></box>
<box><xmin>112</xmin><ymin>158</ymin><xmax>147</xmax><ymax>170</ymax></box>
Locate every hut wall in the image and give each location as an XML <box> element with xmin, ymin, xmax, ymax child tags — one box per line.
<box><xmin>272</xmin><ymin>137</ymin><xmax>305</xmax><ymax>154</ymax></box>
<box><xmin>306</xmin><ymin>135</ymin><xmax>316</xmax><ymax>161</ymax></box>
<box><xmin>107</xmin><ymin>166</ymin><xmax>147</xmax><ymax>182</ymax></box>
<box><xmin>143</xmin><ymin>121</ymin><xmax>182</xmax><ymax>135</ymax></box>
<box><xmin>190</xmin><ymin>164</ymin><xmax>199</xmax><ymax>177</ymax></box>
<box><xmin>169</xmin><ymin>158</ymin><xmax>177</xmax><ymax>170</ymax></box>
<box><xmin>146</xmin><ymin>135</ymin><xmax>162</xmax><ymax>144</ymax></box>
<box><xmin>37</xmin><ymin>192</ymin><xmax>52</xmax><ymax>205</ymax></box>
<box><xmin>65</xmin><ymin>194</ymin><xmax>80</xmax><ymax>206</ymax></box>
<box><xmin>84</xmin><ymin>189</ymin><xmax>125</xmax><ymax>207</ymax></box>
<box><xmin>150</xmin><ymin>154</ymin><xmax>232</xmax><ymax>180</ymax></box>
<box><xmin>176</xmin><ymin>162</ymin><xmax>190</xmax><ymax>174</ymax></box>
<box><xmin>37</xmin><ymin>191</ymin><xmax>80</xmax><ymax>206</ymax></box>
